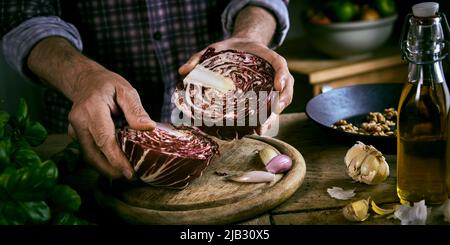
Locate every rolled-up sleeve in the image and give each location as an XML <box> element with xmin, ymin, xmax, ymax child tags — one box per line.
<box><xmin>0</xmin><ymin>0</ymin><xmax>82</xmax><ymax>74</ymax></box>
<box><xmin>221</xmin><ymin>0</ymin><xmax>289</xmax><ymax>49</ymax></box>
<box><xmin>2</xmin><ymin>16</ymin><xmax>83</xmax><ymax>73</ymax></box>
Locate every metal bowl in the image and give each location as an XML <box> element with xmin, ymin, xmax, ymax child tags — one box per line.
<box><xmin>303</xmin><ymin>15</ymin><xmax>398</xmax><ymax>58</ymax></box>
<box><xmin>305</xmin><ymin>83</ymin><xmax>403</xmax><ymax>154</ymax></box>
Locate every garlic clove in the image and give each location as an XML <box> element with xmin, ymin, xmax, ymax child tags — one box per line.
<box><xmin>369</xmin><ymin>157</ymin><xmax>390</xmax><ymax>184</ymax></box>
<box><xmin>343</xmin><ymin>198</ymin><xmax>370</xmax><ymax>222</ymax></box>
<box><xmin>265</xmin><ymin>154</ymin><xmax>292</xmax><ymax>174</ymax></box>
<box><xmin>344</xmin><ymin>141</ymin><xmax>389</xmax><ymax>185</ymax></box>
<box><xmin>225</xmin><ymin>171</ymin><xmax>275</xmax><ymax>183</ymax></box>
<box><xmin>259</xmin><ymin>147</ymin><xmax>280</xmax><ymax>165</ymax></box>
<box><xmin>344</xmin><ymin>141</ymin><xmax>365</xmax><ymax>169</ymax></box>
<box><xmin>371</xmin><ymin>200</ymin><xmax>395</xmax><ymax>216</ymax></box>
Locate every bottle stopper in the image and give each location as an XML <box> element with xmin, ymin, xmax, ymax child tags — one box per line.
<box><xmin>412</xmin><ymin>2</ymin><xmax>439</xmax><ymax>17</ymax></box>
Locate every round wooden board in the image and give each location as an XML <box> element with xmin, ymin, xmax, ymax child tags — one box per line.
<box><xmin>94</xmin><ymin>136</ymin><xmax>306</xmax><ymax>224</ymax></box>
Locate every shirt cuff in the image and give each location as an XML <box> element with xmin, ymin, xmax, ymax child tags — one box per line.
<box><xmin>221</xmin><ymin>0</ymin><xmax>290</xmax><ymax>49</ymax></box>
<box><xmin>2</xmin><ymin>16</ymin><xmax>83</xmax><ymax>74</ymax></box>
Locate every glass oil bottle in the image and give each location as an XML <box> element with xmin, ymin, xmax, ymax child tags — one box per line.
<box><xmin>397</xmin><ymin>2</ymin><xmax>450</xmax><ymax>205</ymax></box>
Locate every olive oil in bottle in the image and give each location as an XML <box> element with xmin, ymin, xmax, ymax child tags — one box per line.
<box><xmin>397</xmin><ymin>2</ymin><xmax>450</xmax><ymax>205</ymax></box>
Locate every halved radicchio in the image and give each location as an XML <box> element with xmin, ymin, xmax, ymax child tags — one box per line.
<box><xmin>173</xmin><ymin>48</ymin><xmax>275</xmax><ymax>139</ymax></box>
<box><xmin>118</xmin><ymin>125</ymin><xmax>218</xmax><ymax>189</ymax></box>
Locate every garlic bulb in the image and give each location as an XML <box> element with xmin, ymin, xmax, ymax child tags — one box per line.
<box><xmin>344</xmin><ymin>141</ymin><xmax>389</xmax><ymax>185</ymax></box>
<box><xmin>343</xmin><ymin>198</ymin><xmax>370</xmax><ymax>222</ymax></box>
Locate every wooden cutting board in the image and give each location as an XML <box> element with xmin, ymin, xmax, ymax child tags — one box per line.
<box><xmin>94</xmin><ymin>135</ymin><xmax>306</xmax><ymax>225</ymax></box>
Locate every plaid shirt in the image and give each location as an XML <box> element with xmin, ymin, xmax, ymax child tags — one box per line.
<box><xmin>1</xmin><ymin>0</ymin><xmax>289</xmax><ymax>133</ymax></box>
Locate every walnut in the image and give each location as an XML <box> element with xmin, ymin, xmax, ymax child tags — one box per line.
<box><xmin>332</xmin><ymin>108</ymin><xmax>398</xmax><ymax>137</ymax></box>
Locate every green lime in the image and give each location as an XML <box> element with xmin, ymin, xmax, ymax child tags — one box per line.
<box><xmin>329</xmin><ymin>1</ymin><xmax>358</xmax><ymax>22</ymax></box>
<box><xmin>374</xmin><ymin>0</ymin><xmax>396</xmax><ymax>17</ymax></box>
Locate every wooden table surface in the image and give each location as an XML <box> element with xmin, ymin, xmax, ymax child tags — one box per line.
<box><xmin>38</xmin><ymin>113</ymin><xmax>430</xmax><ymax>225</ymax></box>
<box><xmin>242</xmin><ymin>112</ymin><xmax>401</xmax><ymax>225</ymax></box>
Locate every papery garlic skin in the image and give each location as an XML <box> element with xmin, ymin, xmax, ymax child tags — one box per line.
<box><xmin>394</xmin><ymin>200</ymin><xmax>427</xmax><ymax>225</ymax></box>
<box><xmin>327</xmin><ymin>187</ymin><xmax>356</xmax><ymax>200</ymax></box>
<box><xmin>344</xmin><ymin>141</ymin><xmax>389</xmax><ymax>185</ymax></box>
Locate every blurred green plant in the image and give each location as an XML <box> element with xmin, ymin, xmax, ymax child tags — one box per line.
<box><xmin>0</xmin><ymin>98</ymin><xmax>89</xmax><ymax>225</ymax></box>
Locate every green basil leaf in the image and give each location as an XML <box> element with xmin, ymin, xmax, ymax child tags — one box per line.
<box><xmin>51</xmin><ymin>185</ymin><xmax>81</xmax><ymax>213</ymax></box>
<box><xmin>0</xmin><ymin>111</ymin><xmax>10</xmax><ymax>138</ymax></box>
<box><xmin>0</xmin><ymin>161</ymin><xmax>58</xmax><ymax>201</ymax></box>
<box><xmin>16</xmin><ymin>98</ymin><xmax>28</xmax><ymax>125</ymax></box>
<box><xmin>19</xmin><ymin>201</ymin><xmax>51</xmax><ymax>224</ymax></box>
<box><xmin>0</xmin><ymin>201</ymin><xmax>28</xmax><ymax>225</ymax></box>
<box><xmin>53</xmin><ymin>212</ymin><xmax>90</xmax><ymax>225</ymax></box>
<box><xmin>52</xmin><ymin>141</ymin><xmax>82</xmax><ymax>175</ymax></box>
<box><xmin>13</xmin><ymin>138</ymin><xmax>30</xmax><ymax>151</ymax></box>
<box><xmin>24</xmin><ymin>121</ymin><xmax>47</xmax><ymax>146</ymax></box>
<box><xmin>14</xmin><ymin>148</ymin><xmax>41</xmax><ymax>167</ymax></box>
<box><xmin>0</xmin><ymin>186</ymin><xmax>10</xmax><ymax>202</ymax></box>
<box><xmin>0</xmin><ymin>167</ymin><xmax>18</xmax><ymax>192</ymax></box>
<box><xmin>0</xmin><ymin>138</ymin><xmax>12</xmax><ymax>167</ymax></box>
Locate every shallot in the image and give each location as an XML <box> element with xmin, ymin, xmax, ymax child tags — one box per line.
<box><xmin>225</xmin><ymin>171</ymin><xmax>275</xmax><ymax>183</ymax></box>
<box><xmin>258</xmin><ymin>147</ymin><xmax>292</xmax><ymax>174</ymax></box>
<box><xmin>265</xmin><ymin>154</ymin><xmax>292</xmax><ymax>174</ymax></box>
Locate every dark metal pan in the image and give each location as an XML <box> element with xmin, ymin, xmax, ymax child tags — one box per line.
<box><xmin>305</xmin><ymin>83</ymin><xmax>404</xmax><ymax>154</ymax></box>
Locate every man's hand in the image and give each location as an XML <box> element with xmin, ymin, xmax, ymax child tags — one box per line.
<box><xmin>28</xmin><ymin>37</ymin><xmax>155</xmax><ymax>179</ymax></box>
<box><xmin>179</xmin><ymin>6</ymin><xmax>293</xmax><ymax>114</ymax></box>
<box><xmin>179</xmin><ymin>37</ymin><xmax>293</xmax><ymax>114</ymax></box>
<box><xmin>179</xmin><ymin>6</ymin><xmax>294</xmax><ymax>135</ymax></box>
<box><xmin>68</xmin><ymin>68</ymin><xmax>155</xmax><ymax>179</ymax></box>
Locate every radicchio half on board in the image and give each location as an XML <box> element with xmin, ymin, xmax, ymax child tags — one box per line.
<box><xmin>173</xmin><ymin>48</ymin><xmax>275</xmax><ymax>139</ymax></box>
<box><xmin>119</xmin><ymin>125</ymin><xmax>218</xmax><ymax>189</ymax></box>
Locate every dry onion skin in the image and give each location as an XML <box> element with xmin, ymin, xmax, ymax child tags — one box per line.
<box><xmin>173</xmin><ymin>48</ymin><xmax>275</xmax><ymax>139</ymax></box>
<box><xmin>119</xmin><ymin>125</ymin><xmax>218</xmax><ymax>189</ymax></box>
<box><xmin>345</xmin><ymin>141</ymin><xmax>389</xmax><ymax>185</ymax></box>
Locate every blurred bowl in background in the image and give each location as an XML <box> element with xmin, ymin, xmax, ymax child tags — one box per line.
<box><xmin>303</xmin><ymin>14</ymin><xmax>398</xmax><ymax>58</ymax></box>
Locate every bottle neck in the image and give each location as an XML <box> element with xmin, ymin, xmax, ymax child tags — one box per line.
<box><xmin>408</xmin><ymin>61</ymin><xmax>446</xmax><ymax>84</ymax></box>
<box><xmin>404</xmin><ymin>15</ymin><xmax>447</xmax><ymax>64</ymax></box>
